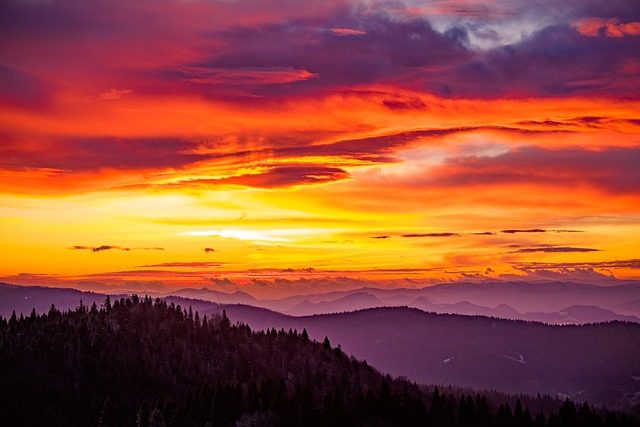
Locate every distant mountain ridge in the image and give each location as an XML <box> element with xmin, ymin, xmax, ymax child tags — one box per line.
<box><xmin>171</xmin><ymin>281</ymin><xmax>640</xmax><ymax>323</ymax></box>
<box><xmin>2</xmin><ymin>280</ymin><xmax>640</xmax><ymax>324</ymax></box>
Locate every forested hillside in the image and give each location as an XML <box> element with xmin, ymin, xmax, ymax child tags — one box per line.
<box><xmin>0</xmin><ymin>297</ymin><xmax>638</xmax><ymax>426</ymax></box>
<box><xmin>214</xmin><ymin>303</ymin><xmax>640</xmax><ymax>412</ymax></box>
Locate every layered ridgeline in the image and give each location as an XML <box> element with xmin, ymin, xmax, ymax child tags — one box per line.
<box><xmin>1</xmin><ymin>298</ymin><xmax>637</xmax><ymax>427</ymax></box>
<box><xmin>3</xmin><ymin>281</ymin><xmax>640</xmax><ymax>325</ymax></box>
<box><xmin>2</xmin><ymin>283</ymin><xmax>640</xmax><ymax>415</ymax></box>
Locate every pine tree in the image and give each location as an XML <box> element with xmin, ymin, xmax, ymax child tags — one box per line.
<box><xmin>220</xmin><ymin>309</ymin><xmax>231</xmax><ymax>330</ymax></box>
<box><xmin>323</xmin><ymin>336</ymin><xmax>331</xmax><ymax>350</ymax></box>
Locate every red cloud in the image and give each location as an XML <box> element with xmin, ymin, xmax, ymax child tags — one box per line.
<box><xmin>575</xmin><ymin>18</ymin><xmax>640</xmax><ymax>38</ymax></box>
<box><xmin>180</xmin><ymin>67</ymin><xmax>317</xmax><ymax>86</ymax></box>
<box><xmin>330</xmin><ymin>28</ymin><xmax>367</xmax><ymax>36</ymax></box>
<box><xmin>402</xmin><ymin>233</ymin><xmax>459</xmax><ymax>238</ymax></box>
<box><xmin>167</xmin><ymin>166</ymin><xmax>351</xmax><ymax>190</ymax></box>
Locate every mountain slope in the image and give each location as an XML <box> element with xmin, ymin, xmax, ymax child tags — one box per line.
<box><xmin>0</xmin><ymin>297</ymin><xmax>401</xmax><ymax>426</ymax></box>
<box><xmin>0</xmin><ymin>282</ymin><xmax>107</xmax><ymax>318</ymax></box>
<box><xmin>214</xmin><ymin>305</ymin><xmax>640</xmax><ymax>412</ymax></box>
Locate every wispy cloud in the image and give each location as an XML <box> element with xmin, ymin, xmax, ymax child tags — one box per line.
<box><xmin>501</xmin><ymin>229</ymin><xmax>546</xmax><ymax>234</ymax></box>
<box><xmin>501</xmin><ymin>228</ymin><xmax>584</xmax><ymax>234</ymax></box>
<box><xmin>180</xmin><ymin>66</ymin><xmax>317</xmax><ymax>86</ymax></box>
<box><xmin>98</xmin><ymin>88</ymin><xmax>132</xmax><ymax>100</ymax></box>
<box><xmin>167</xmin><ymin>166</ymin><xmax>351</xmax><ymax>189</ymax></box>
<box><xmin>70</xmin><ymin>245</ymin><xmax>130</xmax><ymax>252</ymax></box>
<box><xmin>514</xmin><ymin>259</ymin><xmax>640</xmax><ymax>270</ymax></box>
<box><xmin>330</xmin><ymin>28</ymin><xmax>367</xmax><ymax>36</ymax></box>
<box><xmin>69</xmin><ymin>245</ymin><xmax>164</xmax><ymax>252</ymax></box>
<box><xmin>511</xmin><ymin>246</ymin><xmax>600</xmax><ymax>254</ymax></box>
<box><xmin>139</xmin><ymin>262</ymin><xmax>224</xmax><ymax>268</ymax></box>
<box><xmin>402</xmin><ymin>233</ymin><xmax>460</xmax><ymax>238</ymax></box>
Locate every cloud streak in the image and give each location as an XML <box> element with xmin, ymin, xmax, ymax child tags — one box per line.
<box><xmin>514</xmin><ymin>259</ymin><xmax>640</xmax><ymax>270</ymax></box>
<box><xmin>511</xmin><ymin>247</ymin><xmax>600</xmax><ymax>254</ymax></box>
<box><xmin>140</xmin><ymin>262</ymin><xmax>224</xmax><ymax>268</ymax></box>
<box><xmin>69</xmin><ymin>246</ymin><xmax>164</xmax><ymax>252</ymax></box>
<box><xmin>501</xmin><ymin>229</ymin><xmax>546</xmax><ymax>234</ymax></box>
<box><xmin>402</xmin><ymin>233</ymin><xmax>460</xmax><ymax>238</ymax></box>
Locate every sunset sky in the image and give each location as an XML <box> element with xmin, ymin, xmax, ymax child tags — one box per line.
<box><xmin>1</xmin><ymin>0</ymin><xmax>639</xmax><ymax>297</ymax></box>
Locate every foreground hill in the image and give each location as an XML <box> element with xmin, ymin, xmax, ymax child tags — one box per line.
<box><xmin>2</xmin><ymin>298</ymin><xmax>638</xmax><ymax>427</ymax></box>
<box><xmin>0</xmin><ymin>297</ymin><xmax>386</xmax><ymax>426</ymax></box>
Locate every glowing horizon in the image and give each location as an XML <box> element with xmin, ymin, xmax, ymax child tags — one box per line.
<box><xmin>1</xmin><ymin>0</ymin><xmax>639</xmax><ymax>297</ymax></box>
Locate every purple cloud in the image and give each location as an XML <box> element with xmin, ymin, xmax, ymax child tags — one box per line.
<box><xmin>4</xmin><ymin>0</ymin><xmax>640</xmax><ymax>101</ymax></box>
<box><xmin>429</xmin><ymin>147</ymin><xmax>640</xmax><ymax>195</ymax></box>
<box><xmin>0</xmin><ymin>136</ymin><xmax>206</xmax><ymax>172</ymax></box>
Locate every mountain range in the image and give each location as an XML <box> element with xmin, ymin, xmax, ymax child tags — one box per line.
<box><xmin>5</xmin><ymin>296</ymin><xmax>635</xmax><ymax>426</ymax></box>
<box><xmin>2</xmin><ymin>281</ymin><xmax>640</xmax><ymax>413</ymax></box>
<box><xmin>3</xmin><ymin>281</ymin><xmax>639</xmax><ymax>324</ymax></box>
<box><xmin>164</xmin><ymin>281</ymin><xmax>640</xmax><ymax>324</ymax></box>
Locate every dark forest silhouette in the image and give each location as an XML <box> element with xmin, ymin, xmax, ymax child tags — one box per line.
<box><xmin>0</xmin><ymin>296</ymin><xmax>638</xmax><ymax>426</ymax></box>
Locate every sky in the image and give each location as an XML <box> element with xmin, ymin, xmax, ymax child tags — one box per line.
<box><xmin>1</xmin><ymin>0</ymin><xmax>639</xmax><ymax>297</ymax></box>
